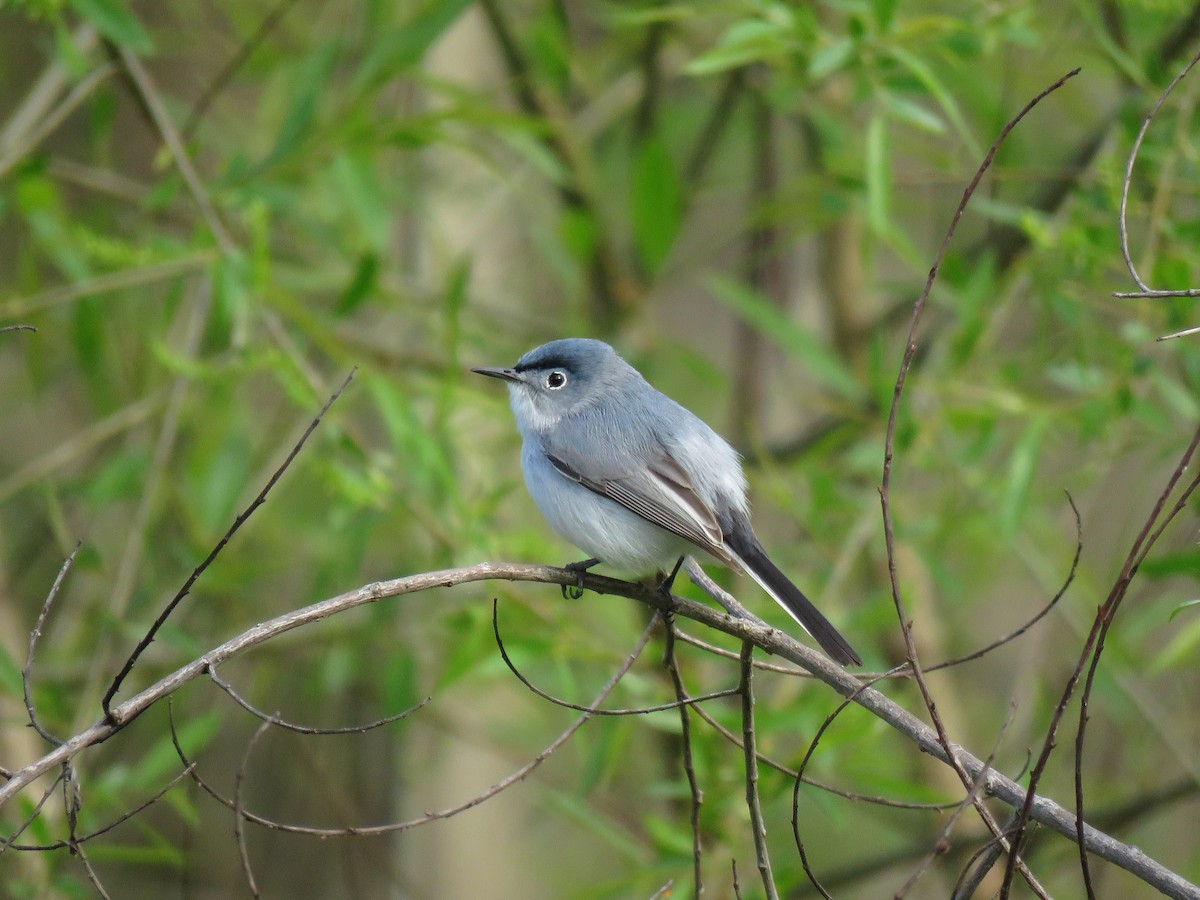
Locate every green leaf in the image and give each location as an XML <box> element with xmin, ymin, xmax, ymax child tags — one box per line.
<box><xmin>684</xmin><ymin>18</ymin><xmax>790</xmax><ymax>75</ymax></box>
<box><xmin>999</xmin><ymin>416</ymin><xmax>1047</xmax><ymax>537</ymax></box>
<box><xmin>259</xmin><ymin>40</ymin><xmax>340</xmax><ymax>170</ymax></box>
<box><xmin>630</xmin><ymin>137</ymin><xmax>682</xmax><ymax>272</ymax></box>
<box><xmin>1169</xmin><ymin>598</ymin><xmax>1200</xmax><ymax>621</ymax></box>
<box><xmin>67</xmin><ymin>0</ymin><xmax>153</xmax><ymax>53</ymax></box>
<box><xmin>335</xmin><ymin>253</ymin><xmax>379</xmax><ymax>316</ymax></box>
<box><xmin>865</xmin><ymin>113</ymin><xmax>891</xmax><ymax>236</ymax></box>
<box><xmin>1152</xmin><ymin>609</ymin><xmax>1200</xmax><ymax>673</ymax></box>
<box><xmin>808</xmin><ymin>37</ymin><xmax>855</xmax><ymax>80</ymax></box>
<box><xmin>329</xmin><ymin>153</ymin><xmax>390</xmax><ymax>252</ymax></box>
<box><xmin>352</xmin><ymin>0</ymin><xmax>473</xmax><ymax>89</ymax></box>
<box><xmin>134</xmin><ymin>712</ymin><xmax>222</xmax><ymax>786</ymax></box>
<box><xmin>886</xmin><ymin>46</ymin><xmax>982</xmax><ymax>158</ymax></box>
<box><xmin>709</xmin><ymin>275</ymin><xmax>864</xmax><ymax>402</ymax></box>
<box><xmin>881</xmin><ymin>90</ymin><xmax>946</xmax><ymax>133</ymax></box>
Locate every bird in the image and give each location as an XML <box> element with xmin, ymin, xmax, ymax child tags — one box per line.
<box><xmin>472</xmin><ymin>338</ymin><xmax>861</xmax><ymax>666</ymax></box>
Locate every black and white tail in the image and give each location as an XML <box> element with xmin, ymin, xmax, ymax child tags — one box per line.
<box><xmin>726</xmin><ymin>527</ymin><xmax>861</xmax><ymax>666</ymax></box>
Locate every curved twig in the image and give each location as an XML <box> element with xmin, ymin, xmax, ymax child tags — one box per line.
<box><xmin>493</xmin><ymin>598</ymin><xmax>736</xmax><ymax>715</ymax></box>
<box><xmin>1115</xmin><ymin>47</ymin><xmax>1200</xmax><ymax>298</ymax></box>
<box><xmin>209</xmin><ymin>666</ymin><xmax>429</xmax><ymax>735</ymax></box>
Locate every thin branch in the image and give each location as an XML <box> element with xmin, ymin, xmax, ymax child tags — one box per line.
<box><xmin>234</xmin><ymin>722</ymin><xmax>270</xmax><ymax>898</ymax></box>
<box><xmin>476</xmin><ymin>0</ymin><xmax>620</xmax><ymax>329</ymax></box>
<box><xmin>878</xmin><ymin>67</ymin><xmax>1079</xmax><ymax>894</ymax></box>
<box><xmin>1071</xmin><ymin>440</ymin><xmax>1200</xmax><ymax>895</ymax></box>
<box><xmin>102</xmin><ymin>368</ymin><xmax>356</xmax><ymax>716</ymax></box>
<box><xmin>0</xmin><ymin>62</ymin><xmax>116</xmax><ymax>179</ymax></box>
<box><xmin>74</xmin><ymin>839</ymin><xmax>113</xmax><ymax>900</ymax></box>
<box><xmin>792</xmin><ymin>668</ymin><xmax>898</xmax><ymax>899</ymax></box>
<box><xmin>6</xmin><ymin>757</ymin><xmax>197</xmax><ymax>851</ymax></box>
<box><xmin>688</xmin><ymin>692</ymin><xmax>956</xmax><ymax>810</ymax></box>
<box><xmin>0</xmin><ymin>23</ymin><xmax>99</xmax><ymax>152</ymax></box>
<box><xmin>1115</xmin><ymin>47</ymin><xmax>1200</xmax><ymax>295</ymax></box>
<box><xmin>683</xmin><ymin>489</ymin><xmax>1079</xmax><ymax>680</ymax></box>
<box><xmin>665</xmin><ymin>615</ymin><xmax>704</xmax><ymax>896</ymax></box>
<box><xmin>209</xmin><ymin>667</ymin><xmax>429</xmax><ymax>734</ymax></box>
<box><xmin>493</xmin><ymin>597</ymin><xmax>736</xmax><ymax>715</ymax></box>
<box><xmin>0</xmin><ymin>773</ymin><xmax>65</xmax><ymax>853</ymax></box>
<box><xmin>24</xmin><ymin>544</ymin><xmax>81</xmax><ymax>746</ymax></box>
<box><xmin>896</xmin><ymin>702</ymin><xmax>1017</xmax><ymax>899</ymax></box>
<box><xmin>0</xmin><ymin>254</ymin><xmax>216</xmax><ymax>320</ymax></box>
<box><xmin>740</xmin><ymin>641</ymin><xmax>778</xmax><ymax>900</ymax></box>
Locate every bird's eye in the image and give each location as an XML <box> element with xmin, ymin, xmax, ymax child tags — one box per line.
<box><xmin>546</xmin><ymin>371</ymin><xmax>567</xmax><ymax>389</ymax></box>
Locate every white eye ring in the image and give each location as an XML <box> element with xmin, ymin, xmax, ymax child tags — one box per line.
<box><xmin>546</xmin><ymin>371</ymin><xmax>567</xmax><ymax>389</ymax></box>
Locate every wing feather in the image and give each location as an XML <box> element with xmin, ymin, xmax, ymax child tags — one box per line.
<box><xmin>546</xmin><ymin>451</ymin><xmax>739</xmax><ymax>568</ymax></box>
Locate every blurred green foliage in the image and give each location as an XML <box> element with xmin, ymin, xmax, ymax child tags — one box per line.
<box><xmin>1</xmin><ymin>0</ymin><xmax>1199</xmax><ymax>897</ymax></box>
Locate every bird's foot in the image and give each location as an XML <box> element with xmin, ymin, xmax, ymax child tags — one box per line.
<box><xmin>562</xmin><ymin>558</ymin><xmax>601</xmax><ymax>599</ymax></box>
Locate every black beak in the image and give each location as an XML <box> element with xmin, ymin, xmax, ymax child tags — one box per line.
<box><xmin>470</xmin><ymin>366</ymin><xmax>522</xmax><ymax>383</ymax></box>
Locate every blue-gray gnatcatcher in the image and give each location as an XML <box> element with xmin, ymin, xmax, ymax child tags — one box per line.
<box><xmin>472</xmin><ymin>338</ymin><xmax>861</xmax><ymax>666</ymax></box>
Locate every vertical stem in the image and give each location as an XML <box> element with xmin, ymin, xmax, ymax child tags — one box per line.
<box><xmin>740</xmin><ymin>640</ymin><xmax>778</xmax><ymax>900</ymax></box>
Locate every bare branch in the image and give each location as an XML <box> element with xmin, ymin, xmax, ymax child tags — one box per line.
<box><xmin>102</xmin><ymin>368</ymin><xmax>356</xmax><ymax>716</ymax></box>
<box><xmin>493</xmin><ymin>598</ymin><xmax>737</xmax><ymax>715</ymax></box>
<box><xmin>879</xmin><ymin>67</ymin><xmax>1080</xmax><ymax>892</ymax></box>
<box><xmin>740</xmin><ymin>641</ymin><xmax>778</xmax><ymax>900</ymax></box>
<box><xmin>235</xmin><ymin>722</ymin><xmax>270</xmax><ymax>898</ymax></box>
<box><xmin>24</xmin><ymin>544</ymin><xmax>80</xmax><ymax>746</ymax></box>
<box><xmin>665</xmin><ymin>614</ymin><xmax>704</xmax><ymax>895</ymax></box>
<box><xmin>1116</xmin><ymin>47</ymin><xmax>1200</xmax><ymax>295</ymax></box>
<box><xmin>209</xmin><ymin>666</ymin><xmax>429</xmax><ymax>735</ymax></box>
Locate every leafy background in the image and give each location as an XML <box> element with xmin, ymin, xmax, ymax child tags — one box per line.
<box><xmin>1</xmin><ymin>0</ymin><xmax>1199</xmax><ymax>897</ymax></box>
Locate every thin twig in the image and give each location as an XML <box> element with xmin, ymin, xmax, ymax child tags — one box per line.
<box><xmin>182</xmin><ymin>0</ymin><xmax>301</xmax><ymax>140</ymax></box>
<box><xmin>792</xmin><ymin>668</ymin><xmax>900</xmax><ymax>899</ymax></box>
<box><xmin>6</xmin><ymin>757</ymin><xmax>197</xmax><ymax>851</ymax></box>
<box><xmin>0</xmin><ymin>62</ymin><xmax>116</xmax><ymax>179</ymax></box>
<box><xmin>24</xmin><ymin>544</ymin><xmax>81</xmax><ymax>746</ymax></box>
<box><xmin>683</xmin><ymin>489</ymin><xmax>1079</xmax><ymax>680</ymax></box>
<box><xmin>665</xmin><ymin>615</ymin><xmax>704</xmax><ymax>896</ymax></box>
<box><xmin>0</xmin><ymin>254</ymin><xmax>216</xmax><ymax>320</ymax></box>
<box><xmin>209</xmin><ymin>667</ymin><xmax>429</xmax><ymax>734</ymax></box>
<box><xmin>0</xmin><ymin>773</ymin><xmax>65</xmax><ymax>853</ymax></box>
<box><xmin>740</xmin><ymin>641</ymin><xmax>778</xmax><ymax>900</ymax></box>
<box><xmin>1071</xmin><ymin>440</ymin><xmax>1200</xmax><ymax>896</ymax></box>
<box><xmin>234</xmin><ymin>722</ymin><xmax>270</xmax><ymax>898</ymax></box>
<box><xmin>493</xmin><ymin>597</ymin><xmax>736</xmax><ymax>715</ymax></box>
<box><xmin>102</xmin><ymin>368</ymin><xmax>356</xmax><ymax>716</ymax></box>
<box><xmin>878</xmin><ymin>67</ymin><xmax>1079</xmax><ymax>896</ymax></box>
<box><xmin>1115</xmin><ymin>47</ymin><xmax>1200</xmax><ymax>295</ymax></box>
<box><xmin>688</xmin><ymin>692</ymin><xmax>956</xmax><ymax>810</ymax></box>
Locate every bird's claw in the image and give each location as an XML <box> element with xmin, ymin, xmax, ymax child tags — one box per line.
<box><xmin>562</xmin><ymin>558</ymin><xmax>600</xmax><ymax>600</ymax></box>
